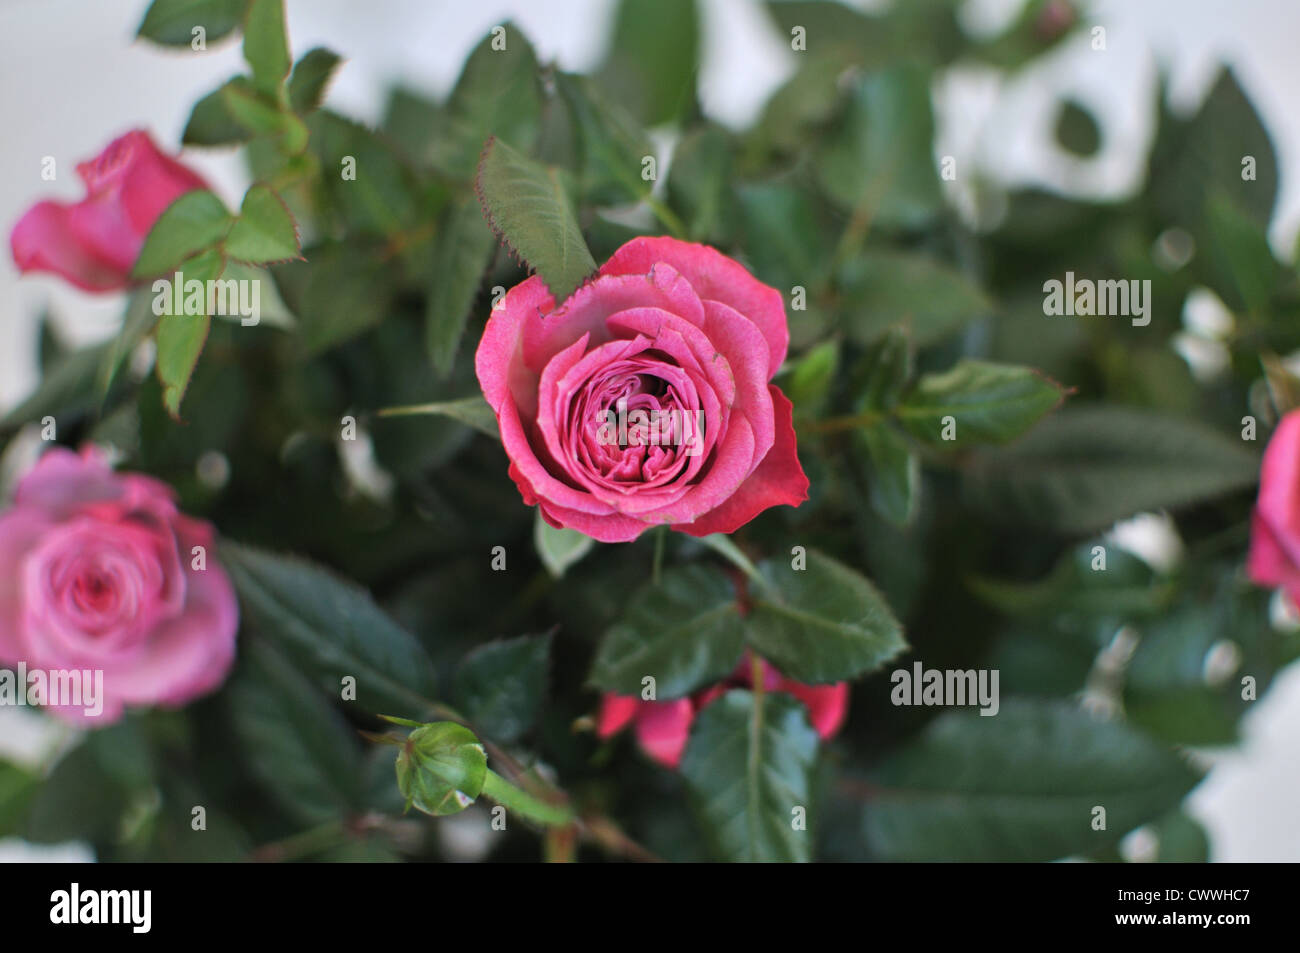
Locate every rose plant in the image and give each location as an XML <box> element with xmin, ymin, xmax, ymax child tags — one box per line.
<box><xmin>0</xmin><ymin>0</ymin><xmax>1294</xmax><ymax>864</ymax></box>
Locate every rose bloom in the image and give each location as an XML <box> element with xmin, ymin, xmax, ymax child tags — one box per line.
<box><xmin>1248</xmin><ymin>409</ymin><xmax>1300</xmax><ymax>601</ymax></box>
<box><xmin>476</xmin><ymin>236</ymin><xmax>809</xmax><ymax>542</ymax></box>
<box><xmin>11</xmin><ymin>129</ymin><xmax>207</xmax><ymax>292</ymax></box>
<box><xmin>0</xmin><ymin>447</ymin><xmax>238</xmax><ymax>724</ymax></box>
<box><xmin>597</xmin><ymin>655</ymin><xmax>849</xmax><ymax>769</ymax></box>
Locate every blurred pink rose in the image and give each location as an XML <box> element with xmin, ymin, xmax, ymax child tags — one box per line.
<box><xmin>476</xmin><ymin>236</ymin><xmax>810</xmax><ymax>543</ymax></box>
<box><xmin>0</xmin><ymin>447</ymin><xmax>237</xmax><ymax>724</ymax></box>
<box><xmin>1248</xmin><ymin>409</ymin><xmax>1300</xmax><ymax>601</ymax></box>
<box><xmin>597</xmin><ymin>655</ymin><xmax>848</xmax><ymax>769</ymax></box>
<box><xmin>10</xmin><ymin>129</ymin><xmax>207</xmax><ymax>292</ymax></box>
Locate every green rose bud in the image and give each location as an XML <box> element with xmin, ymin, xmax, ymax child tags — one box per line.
<box><xmin>395</xmin><ymin>722</ymin><xmax>487</xmax><ymax>817</ymax></box>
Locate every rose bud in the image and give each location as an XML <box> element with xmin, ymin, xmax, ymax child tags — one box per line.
<box><xmin>10</xmin><ymin>129</ymin><xmax>207</xmax><ymax>292</ymax></box>
<box><xmin>1248</xmin><ymin>409</ymin><xmax>1300</xmax><ymax>602</ymax></box>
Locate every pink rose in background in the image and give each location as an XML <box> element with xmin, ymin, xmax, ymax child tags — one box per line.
<box><xmin>1248</xmin><ymin>409</ymin><xmax>1300</xmax><ymax>601</ymax></box>
<box><xmin>476</xmin><ymin>236</ymin><xmax>810</xmax><ymax>543</ymax></box>
<box><xmin>597</xmin><ymin>655</ymin><xmax>849</xmax><ymax>769</ymax></box>
<box><xmin>11</xmin><ymin>129</ymin><xmax>207</xmax><ymax>292</ymax></box>
<box><xmin>0</xmin><ymin>447</ymin><xmax>238</xmax><ymax>723</ymax></box>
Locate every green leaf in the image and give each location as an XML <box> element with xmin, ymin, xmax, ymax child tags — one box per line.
<box><xmin>225</xmin><ymin>184</ymin><xmax>301</xmax><ymax>263</ymax></box>
<box><xmin>838</xmin><ymin>251</ymin><xmax>991</xmax><ymax>345</ymax></box>
<box><xmin>747</xmin><ymin>548</ymin><xmax>906</xmax><ymax>683</ymax></box>
<box><xmin>599</xmin><ymin>0</ymin><xmax>699</xmax><ymax>126</ymax></box>
<box><xmin>395</xmin><ymin>722</ymin><xmax>486</xmax><ymax>817</ymax></box>
<box><xmin>476</xmin><ymin>136</ymin><xmax>597</xmax><ymax>302</ymax></box>
<box><xmin>863</xmin><ymin>700</ymin><xmax>1202</xmax><ymax>862</ymax></box>
<box><xmin>23</xmin><ymin>743</ymin><xmax>130</xmax><ymax>844</ymax></box>
<box><xmin>155</xmin><ymin>247</ymin><xmax>225</xmax><ymax>419</ymax></box>
<box><xmin>137</xmin><ymin>0</ymin><xmax>245</xmax><ymax>47</ymax></box>
<box><xmin>243</xmin><ymin>0</ymin><xmax>291</xmax><ymax>97</ymax></box>
<box><xmin>426</xmin><ymin>194</ymin><xmax>496</xmax><ymax>376</ymax></box>
<box><xmin>556</xmin><ymin>72</ymin><xmax>655</xmax><ymax>205</ymax></box>
<box><xmin>309</xmin><ymin>111</ymin><xmax>421</xmax><ymax>234</ymax></box>
<box><xmin>853</xmin><ymin>326</ymin><xmax>912</xmax><ymax>411</ymax></box>
<box><xmin>588</xmin><ymin>564</ymin><xmax>746</xmax><ymax>698</ymax></box>
<box><xmin>131</xmin><ymin>190</ymin><xmax>232</xmax><ymax>279</ymax></box>
<box><xmin>376</xmin><ymin>395</ymin><xmax>499</xmax><ymax>439</ymax></box>
<box><xmin>735</xmin><ymin>182</ymin><xmax>831</xmax><ymax>294</ymax></box>
<box><xmin>680</xmin><ymin>690</ymin><xmax>819</xmax><ymax>862</ymax></box>
<box><xmin>295</xmin><ymin>241</ymin><xmax>393</xmax><ymax>352</ymax></box>
<box><xmin>1</xmin><ymin>342</ymin><xmax>113</xmax><ymax>433</ymax></box>
<box><xmin>221</xmin><ymin>541</ymin><xmax>440</xmax><ymax>718</ymax></box>
<box><xmin>533</xmin><ymin>511</ymin><xmax>595</xmax><ymax>579</ymax></box>
<box><xmin>226</xmin><ymin>639</ymin><xmax>363</xmax><ymax>825</ymax></box>
<box><xmin>220</xmin><ymin>76</ymin><xmax>297</xmax><ymax>141</ymax></box>
<box><xmin>428</xmin><ymin>23</ymin><xmax>543</xmax><ymax>180</ymax></box>
<box><xmin>288</xmin><ymin>47</ymin><xmax>342</xmax><ymax>114</ymax></box>
<box><xmin>815</xmin><ymin>64</ymin><xmax>942</xmax><ymax>228</ymax></box>
<box><xmin>969</xmin><ymin>542</ymin><xmax>1174</xmax><ymax>618</ymax></box>
<box><xmin>1205</xmin><ymin>190</ymin><xmax>1279</xmax><ymax>315</ymax></box>
<box><xmin>1150</xmin><ymin>811</ymin><xmax>1210</xmax><ymax>863</ymax></box>
<box><xmin>1149</xmin><ymin>69</ymin><xmax>1277</xmax><ymax>234</ymax></box>
<box><xmin>897</xmin><ymin>359</ymin><xmax>1067</xmax><ymax>448</ymax></box>
<box><xmin>785</xmin><ymin>339</ymin><xmax>839</xmax><ymax>419</ymax></box>
<box><xmin>453</xmin><ymin>634</ymin><xmax>552</xmax><ymax>743</ymax></box>
<box><xmin>667</xmin><ymin>124</ymin><xmax>733</xmax><ymax>242</ymax></box>
<box><xmin>964</xmin><ymin>406</ymin><xmax>1261</xmax><ymax>534</ymax></box>
<box><xmin>183</xmin><ymin>81</ymin><xmax>253</xmax><ymax>146</ymax></box>
<box><xmin>854</xmin><ymin>424</ymin><xmax>919</xmax><ymax>527</ymax></box>
<box><xmin>0</xmin><ymin>762</ymin><xmax>37</xmax><ymax>835</ymax></box>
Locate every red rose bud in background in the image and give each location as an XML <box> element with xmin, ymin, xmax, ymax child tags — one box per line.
<box><xmin>0</xmin><ymin>447</ymin><xmax>238</xmax><ymax>723</ymax></box>
<box><xmin>476</xmin><ymin>236</ymin><xmax>810</xmax><ymax>543</ymax></box>
<box><xmin>596</xmin><ymin>655</ymin><xmax>849</xmax><ymax>769</ymax></box>
<box><xmin>1248</xmin><ymin>409</ymin><xmax>1300</xmax><ymax>602</ymax></box>
<box><xmin>10</xmin><ymin>129</ymin><xmax>207</xmax><ymax>292</ymax></box>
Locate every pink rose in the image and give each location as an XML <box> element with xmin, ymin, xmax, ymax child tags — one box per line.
<box><xmin>0</xmin><ymin>447</ymin><xmax>238</xmax><ymax>724</ymax></box>
<box><xmin>1248</xmin><ymin>409</ymin><xmax>1300</xmax><ymax>601</ymax></box>
<box><xmin>475</xmin><ymin>236</ymin><xmax>810</xmax><ymax>543</ymax></box>
<box><xmin>596</xmin><ymin>656</ymin><xmax>849</xmax><ymax>769</ymax></box>
<box><xmin>11</xmin><ymin>130</ymin><xmax>207</xmax><ymax>292</ymax></box>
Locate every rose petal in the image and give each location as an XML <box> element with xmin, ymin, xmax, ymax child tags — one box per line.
<box><xmin>600</xmin><ymin>235</ymin><xmax>789</xmax><ymax>378</ymax></box>
<box><xmin>673</xmin><ymin>385</ymin><xmax>808</xmax><ymax>537</ymax></box>
<box><xmin>634</xmin><ymin>698</ymin><xmax>695</xmax><ymax>769</ymax></box>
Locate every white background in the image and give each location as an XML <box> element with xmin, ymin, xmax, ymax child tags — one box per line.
<box><xmin>0</xmin><ymin>0</ymin><xmax>1298</xmax><ymax>861</ymax></box>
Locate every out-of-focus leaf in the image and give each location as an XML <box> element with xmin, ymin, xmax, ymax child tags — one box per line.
<box><xmin>555</xmin><ymin>72</ymin><xmax>655</xmax><ymax>205</ymax></box>
<box><xmin>225</xmin><ymin>184</ymin><xmax>301</xmax><ymax>264</ymax></box>
<box><xmin>863</xmin><ymin>700</ymin><xmax>1202</xmax><ymax>861</ymax></box>
<box><xmin>815</xmin><ymin>64</ymin><xmax>942</xmax><ymax>229</ymax></box>
<box><xmin>222</xmin><ymin>541</ymin><xmax>440</xmax><ymax>718</ymax></box>
<box><xmin>288</xmin><ymin>47</ymin><xmax>342</xmax><ymax>114</ymax></box>
<box><xmin>667</xmin><ymin>124</ymin><xmax>733</xmax><ymax>242</ymax></box>
<box><xmin>243</xmin><ymin>0</ymin><xmax>292</xmax><ymax>98</ymax></box>
<box><xmin>226</xmin><ymin>639</ymin><xmax>363</xmax><ymax>825</ymax></box>
<box><xmin>428</xmin><ymin>23</ymin><xmax>542</xmax><ymax>180</ymax></box>
<box><xmin>453</xmin><ymin>633</ymin><xmax>551</xmax><ymax>743</ymax></box>
<box><xmin>964</xmin><ymin>406</ymin><xmax>1260</xmax><ymax>534</ymax></box>
<box><xmin>131</xmin><ymin>190</ymin><xmax>232</xmax><ymax>279</ymax></box>
<box><xmin>1055</xmin><ymin>99</ymin><xmax>1101</xmax><ymax>157</ymax></box>
<box><xmin>137</xmin><ymin>0</ymin><xmax>244</xmax><ymax>47</ymax></box>
<box><xmin>598</xmin><ymin>0</ymin><xmax>699</xmax><ymax>127</ymax></box>
<box><xmin>854</xmin><ymin>424</ymin><xmax>919</xmax><ymax>527</ymax></box>
<box><xmin>309</xmin><ymin>111</ymin><xmax>421</xmax><ymax>235</ymax></box>
<box><xmin>897</xmin><ymin>360</ymin><xmax>1068</xmax><ymax>448</ymax></box>
<box><xmin>426</xmin><ymin>194</ymin><xmax>496</xmax><ymax>376</ymax></box>
<box><xmin>155</xmin><ymin>247</ymin><xmax>225</xmax><ymax>418</ymax></box>
<box><xmin>838</xmin><ymin>252</ymin><xmax>991</xmax><ymax>345</ymax></box>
